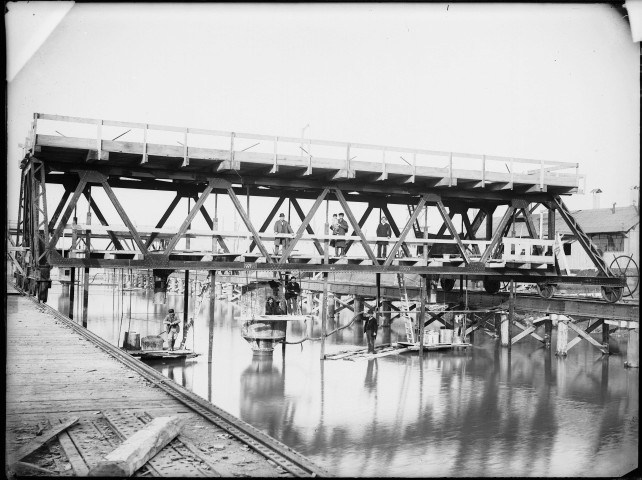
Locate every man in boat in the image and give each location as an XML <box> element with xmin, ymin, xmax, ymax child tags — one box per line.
<box><xmin>163</xmin><ymin>308</ymin><xmax>181</xmax><ymax>351</ymax></box>
<box><xmin>273</xmin><ymin>213</ymin><xmax>293</xmax><ymax>256</ymax></box>
<box><xmin>363</xmin><ymin>311</ymin><xmax>378</xmax><ymax>354</ymax></box>
<box><xmin>285</xmin><ymin>276</ymin><xmax>301</xmax><ymax>314</ymax></box>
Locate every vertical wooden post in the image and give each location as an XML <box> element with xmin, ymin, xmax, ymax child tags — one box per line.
<box><xmin>82</xmin><ymin>267</ymin><xmax>89</xmax><ymax>328</ymax></box>
<box><xmin>354</xmin><ymin>296</ymin><xmax>364</xmax><ymax>322</ymax></box>
<box><xmin>186</xmin><ymin>198</ymin><xmax>191</xmax><ymax>250</ymax></box>
<box><xmin>183</xmin><ymin>270</ymin><xmax>189</xmax><ymax>348</ymax></box>
<box><xmin>208</xmin><ymin>270</ymin><xmax>216</xmax><ymax>364</ymax></box>
<box><xmin>423</xmin><ymin>205</ymin><xmax>428</xmax><ymax>261</ymax></box>
<box><xmin>507</xmin><ymin>279</ymin><xmax>515</xmax><ymax>349</ymax></box>
<box><xmin>601</xmin><ymin>319</ymin><xmax>610</xmax><ymax>354</ymax></box>
<box><xmin>625</xmin><ymin>327</ymin><xmax>639</xmax><ymax>368</ymax></box>
<box><xmin>69</xmin><ymin>267</ymin><xmax>75</xmax><ymax>320</ymax></box>
<box><xmin>381</xmin><ymin>300</ymin><xmax>392</xmax><ymax>327</ymax></box>
<box><xmin>555</xmin><ymin>315</ymin><xmax>568</xmax><ymax>356</ymax></box>
<box><xmin>321</xmin><ymin>201</ymin><xmax>329</xmax><ymax>360</ymax></box>
<box><xmin>545</xmin><ymin>318</ymin><xmax>553</xmax><ymax>348</ymax></box>
<box><xmin>419</xmin><ymin>274</ymin><xmax>426</xmax><ymax>354</ymax></box>
<box><xmin>376</xmin><ymin>273</ymin><xmax>381</xmax><ymax>316</ymax></box>
<box><xmin>500</xmin><ymin>313</ymin><xmax>510</xmax><ymax>347</ymax></box>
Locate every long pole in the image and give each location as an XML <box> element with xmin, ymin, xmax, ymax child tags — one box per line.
<box><xmin>69</xmin><ymin>268</ymin><xmax>76</xmax><ymax>320</ymax></box>
<box><xmin>321</xmin><ymin>199</ymin><xmax>329</xmax><ymax>360</ymax></box>
<box><xmin>419</xmin><ymin>274</ymin><xmax>426</xmax><ymax>355</ymax></box>
<box><xmin>183</xmin><ymin>270</ymin><xmax>189</xmax><ymax>348</ymax></box>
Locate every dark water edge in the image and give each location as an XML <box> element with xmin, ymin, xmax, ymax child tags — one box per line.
<box><xmin>48</xmin><ymin>285</ymin><xmax>638</xmax><ymax>477</ymax></box>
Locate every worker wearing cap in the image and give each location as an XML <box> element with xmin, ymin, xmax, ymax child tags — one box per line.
<box><xmin>163</xmin><ymin>308</ymin><xmax>181</xmax><ymax>351</ymax></box>
<box><xmin>273</xmin><ymin>213</ymin><xmax>293</xmax><ymax>256</ymax></box>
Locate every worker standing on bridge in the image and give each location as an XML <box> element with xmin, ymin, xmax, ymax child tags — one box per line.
<box><xmin>334</xmin><ymin>212</ymin><xmax>349</xmax><ymax>256</ymax></box>
<box><xmin>285</xmin><ymin>276</ymin><xmax>301</xmax><ymax>314</ymax></box>
<box><xmin>363</xmin><ymin>311</ymin><xmax>378</xmax><ymax>354</ymax></box>
<box><xmin>330</xmin><ymin>213</ymin><xmax>338</xmax><ymax>249</ymax></box>
<box><xmin>274</xmin><ymin>213</ymin><xmax>293</xmax><ymax>256</ymax></box>
<box><xmin>376</xmin><ymin>217</ymin><xmax>392</xmax><ymax>259</ymax></box>
<box><xmin>163</xmin><ymin>309</ymin><xmax>181</xmax><ymax>351</ymax></box>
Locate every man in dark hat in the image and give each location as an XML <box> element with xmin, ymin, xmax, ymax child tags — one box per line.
<box><xmin>363</xmin><ymin>310</ymin><xmax>378</xmax><ymax>354</ymax></box>
<box><xmin>273</xmin><ymin>213</ymin><xmax>293</xmax><ymax>256</ymax></box>
<box><xmin>163</xmin><ymin>308</ymin><xmax>181</xmax><ymax>351</ymax></box>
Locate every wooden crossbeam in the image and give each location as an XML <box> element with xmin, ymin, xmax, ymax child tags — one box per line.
<box><xmin>163</xmin><ymin>182</ymin><xmax>216</xmax><ymax>255</ymax></box>
<box><xmin>226</xmin><ymin>186</ymin><xmax>273</xmax><ymax>262</ymax></box>
<box><xmin>479</xmin><ymin>206</ymin><xmax>514</xmax><ymax>263</ymax></box>
<box><xmin>291</xmin><ymin>197</ymin><xmax>324</xmax><ymax>255</ymax></box>
<box><xmin>344</xmin><ymin>204</ymin><xmax>374</xmax><ymax>254</ymax></box>
<box><xmin>436</xmin><ymin>200</ymin><xmax>470</xmax><ymax>264</ymax></box>
<box><xmin>248</xmin><ymin>196</ymin><xmax>285</xmax><ymax>253</ymax></box>
<box><xmin>144</xmin><ymin>194</ymin><xmax>181</xmax><ymax>249</ymax></box>
<box><xmin>566</xmin><ymin>319</ymin><xmax>607</xmax><ymax>353</ymax></box>
<box><xmin>83</xmin><ymin>191</ymin><xmax>124</xmax><ymax>250</ymax></box>
<box><xmin>279</xmin><ymin>188</ymin><xmax>329</xmax><ymax>263</ymax></box>
<box><xmin>48</xmin><ymin>174</ymin><xmax>89</xmax><ymax>250</ymax></box>
<box><xmin>334</xmin><ymin>189</ymin><xmax>378</xmax><ymax>263</ymax></box>
<box><xmin>380</xmin><ymin>205</ymin><xmax>411</xmax><ymax>257</ymax></box>
<box><xmin>101</xmin><ymin>180</ymin><xmax>149</xmax><ymax>255</ymax></box>
<box><xmin>194</xmin><ymin>197</ymin><xmax>230</xmax><ymax>253</ymax></box>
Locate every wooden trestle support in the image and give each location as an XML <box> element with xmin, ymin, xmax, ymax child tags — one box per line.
<box><xmin>8</xmin><ymin>113</ymin><xmax>636</xmax><ymax>366</ymax></box>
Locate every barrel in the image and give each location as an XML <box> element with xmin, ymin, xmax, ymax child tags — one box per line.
<box><xmin>124</xmin><ymin>332</ymin><xmax>141</xmax><ymax>350</ymax></box>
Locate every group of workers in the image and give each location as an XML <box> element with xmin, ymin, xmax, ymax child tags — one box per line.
<box><xmin>274</xmin><ymin>212</ymin><xmax>393</xmax><ymax>259</ymax></box>
<box><xmin>265</xmin><ymin>275</ymin><xmax>301</xmax><ymax>315</ymax></box>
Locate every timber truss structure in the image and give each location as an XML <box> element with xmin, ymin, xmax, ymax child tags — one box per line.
<box><xmin>11</xmin><ymin>113</ymin><xmax>626</xmax><ymax>302</ymax></box>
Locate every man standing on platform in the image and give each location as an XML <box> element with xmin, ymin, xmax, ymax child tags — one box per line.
<box><xmin>363</xmin><ymin>311</ymin><xmax>378</xmax><ymax>354</ymax></box>
<box><xmin>274</xmin><ymin>213</ymin><xmax>293</xmax><ymax>256</ymax></box>
<box><xmin>376</xmin><ymin>217</ymin><xmax>392</xmax><ymax>259</ymax></box>
<box><xmin>285</xmin><ymin>275</ymin><xmax>301</xmax><ymax>314</ymax></box>
<box><xmin>163</xmin><ymin>308</ymin><xmax>181</xmax><ymax>351</ymax></box>
<box><xmin>333</xmin><ymin>212</ymin><xmax>349</xmax><ymax>256</ymax></box>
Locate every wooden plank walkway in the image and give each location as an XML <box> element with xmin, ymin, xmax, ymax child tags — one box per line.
<box><xmin>5</xmin><ymin>286</ymin><xmax>324</xmax><ymax>477</ymax></box>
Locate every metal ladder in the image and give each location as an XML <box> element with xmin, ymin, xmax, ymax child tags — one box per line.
<box><xmin>397</xmin><ymin>273</ymin><xmax>415</xmax><ymax>343</ymax></box>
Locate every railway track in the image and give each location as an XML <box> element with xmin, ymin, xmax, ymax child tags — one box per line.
<box><xmin>15</xmin><ymin>285</ymin><xmax>332</xmax><ymax>478</ymax></box>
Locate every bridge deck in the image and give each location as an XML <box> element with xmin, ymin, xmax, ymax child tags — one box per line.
<box><xmin>29</xmin><ymin>113</ymin><xmax>582</xmax><ymax>195</ymax></box>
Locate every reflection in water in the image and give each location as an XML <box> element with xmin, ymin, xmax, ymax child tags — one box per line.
<box><xmin>46</xmin><ymin>284</ymin><xmax>638</xmax><ymax>477</ymax></box>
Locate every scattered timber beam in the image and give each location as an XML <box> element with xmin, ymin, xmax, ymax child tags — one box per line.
<box><xmin>88</xmin><ymin>416</ymin><xmax>183</xmax><ymax>477</ymax></box>
<box><xmin>6</xmin><ymin>417</ymin><xmax>79</xmax><ymax>467</ymax></box>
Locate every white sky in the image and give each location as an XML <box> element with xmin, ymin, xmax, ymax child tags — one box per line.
<box><xmin>5</xmin><ymin>2</ymin><xmax>640</xmax><ymax>236</ymax></box>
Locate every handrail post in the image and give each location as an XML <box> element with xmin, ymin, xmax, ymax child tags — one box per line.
<box><xmin>412</xmin><ymin>152</ymin><xmax>417</xmax><ymax>183</ymax></box>
<box><xmin>97</xmin><ymin>120</ymin><xmax>103</xmax><ymax>160</ymax></box>
<box><xmin>230</xmin><ymin>132</ymin><xmax>235</xmax><ymax>167</ymax></box>
<box><xmin>510</xmin><ymin>157</ymin><xmax>514</xmax><ymax>189</ymax></box>
<box><xmin>346</xmin><ymin>143</ymin><xmax>351</xmax><ymax>175</ymax></box>
<box><xmin>182</xmin><ymin>129</ymin><xmax>189</xmax><ymax>167</ymax></box>
<box><xmin>539</xmin><ymin>158</ymin><xmax>544</xmax><ymax>190</ymax></box>
<box><xmin>481</xmin><ymin>154</ymin><xmax>486</xmax><ymax>187</ymax></box>
<box><xmin>272</xmin><ymin>136</ymin><xmax>278</xmax><ymax>172</ymax></box>
<box><xmin>449</xmin><ymin>152</ymin><xmax>453</xmax><ymax>187</ymax></box>
<box><xmin>142</xmin><ymin>124</ymin><xmax>148</xmax><ymax>164</ymax></box>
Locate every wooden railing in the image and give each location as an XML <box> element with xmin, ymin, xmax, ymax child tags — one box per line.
<box><xmin>31</xmin><ymin>113</ymin><xmax>583</xmax><ymax>189</ymax></box>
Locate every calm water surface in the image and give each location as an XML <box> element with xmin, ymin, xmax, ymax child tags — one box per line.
<box><xmin>49</xmin><ymin>284</ymin><xmax>638</xmax><ymax>477</ymax></box>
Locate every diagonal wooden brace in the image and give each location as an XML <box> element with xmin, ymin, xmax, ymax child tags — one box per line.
<box><xmin>163</xmin><ymin>181</ymin><xmax>216</xmax><ymax>255</ymax></box>
<box><xmin>101</xmin><ymin>180</ymin><xmax>149</xmax><ymax>256</ymax></box>
<box><xmin>436</xmin><ymin>200</ymin><xmax>470</xmax><ymax>264</ymax></box>
<box><xmin>48</xmin><ymin>173</ymin><xmax>91</xmax><ymax>251</ymax></box>
<box><xmin>479</xmin><ymin>206</ymin><xmax>515</xmax><ymax>264</ymax></box>
<box><xmin>334</xmin><ymin>189</ymin><xmax>378</xmax><ymax>263</ymax></box>
<box><xmin>291</xmin><ymin>197</ymin><xmax>324</xmax><ymax>255</ymax></box>
<box><xmin>344</xmin><ymin>204</ymin><xmax>374</xmax><ymax>255</ymax></box>
<box><xmin>194</xmin><ymin>197</ymin><xmax>230</xmax><ymax>253</ymax></box>
<box><xmin>384</xmin><ymin>195</ymin><xmax>428</xmax><ymax>266</ymax></box>
<box><xmin>249</xmin><ymin>197</ymin><xmax>286</xmax><ymax>253</ymax></box>
<box><xmin>145</xmin><ymin>194</ymin><xmax>181</xmax><ymax>249</ymax></box>
<box><xmin>566</xmin><ymin>319</ymin><xmax>608</xmax><ymax>354</ymax></box>
<box><xmin>226</xmin><ymin>186</ymin><xmax>273</xmax><ymax>263</ymax></box>
<box><xmin>279</xmin><ymin>188</ymin><xmax>329</xmax><ymax>263</ymax></box>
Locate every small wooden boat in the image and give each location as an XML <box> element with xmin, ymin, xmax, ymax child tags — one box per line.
<box><xmin>397</xmin><ymin>341</ymin><xmax>471</xmax><ymax>351</ymax></box>
<box><xmin>123</xmin><ymin>348</ymin><xmax>200</xmax><ymax>360</ymax></box>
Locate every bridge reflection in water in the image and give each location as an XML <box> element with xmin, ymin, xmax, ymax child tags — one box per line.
<box><xmin>48</xmin><ymin>286</ymin><xmax>638</xmax><ymax>477</ymax></box>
